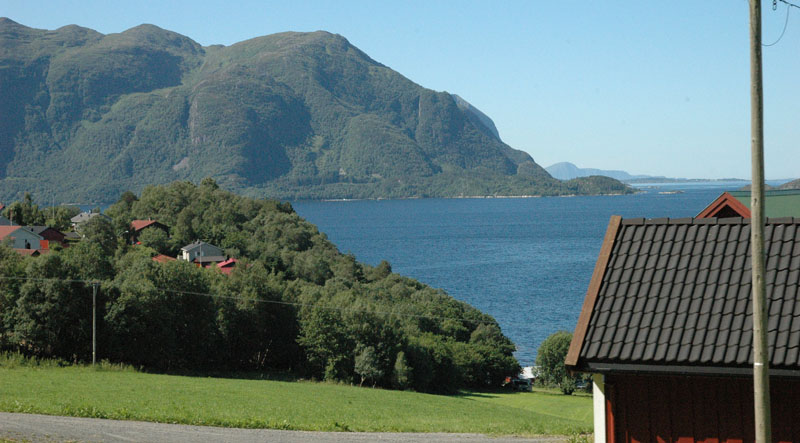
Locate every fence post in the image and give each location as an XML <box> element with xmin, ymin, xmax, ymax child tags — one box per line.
<box><xmin>92</xmin><ymin>282</ymin><xmax>98</xmax><ymax>366</ymax></box>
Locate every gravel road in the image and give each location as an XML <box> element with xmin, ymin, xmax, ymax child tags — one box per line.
<box><xmin>0</xmin><ymin>413</ymin><xmax>568</xmax><ymax>442</ymax></box>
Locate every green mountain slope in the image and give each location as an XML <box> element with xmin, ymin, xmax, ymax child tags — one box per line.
<box><xmin>0</xmin><ymin>18</ymin><xmax>630</xmax><ymax>202</ymax></box>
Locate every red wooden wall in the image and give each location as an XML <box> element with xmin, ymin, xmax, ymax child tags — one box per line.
<box><xmin>606</xmin><ymin>374</ymin><xmax>800</xmax><ymax>443</ymax></box>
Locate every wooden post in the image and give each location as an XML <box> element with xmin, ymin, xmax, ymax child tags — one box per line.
<box><xmin>92</xmin><ymin>282</ymin><xmax>97</xmax><ymax>366</ymax></box>
<box><xmin>749</xmin><ymin>1</ymin><xmax>771</xmax><ymax>442</ymax></box>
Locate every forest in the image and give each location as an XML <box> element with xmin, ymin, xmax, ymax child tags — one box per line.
<box><xmin>0</xmin><ymin>180</ymin><xmax>519</xmax><ymax>393</ymax></box>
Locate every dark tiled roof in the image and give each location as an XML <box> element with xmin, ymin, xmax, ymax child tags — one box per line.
<box><xmin>26</xmin><ymin>226</ymin><xmax>48</xmax><ymax>235</ymax></box>
<box><xmin>70</xmin><ymin>212</ymin><xmax>110</xmax><ymax>223</ymax></box>
<box><xmin>571</xmin><ymin>217</ymin><xmax>800</xmax><ymax>374</ymax></box>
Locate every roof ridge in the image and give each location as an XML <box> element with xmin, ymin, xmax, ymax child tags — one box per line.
<box><xmin>618</xmin><ymin>216</ymin><xmax>800</xmax><ymax>226</ymax></box>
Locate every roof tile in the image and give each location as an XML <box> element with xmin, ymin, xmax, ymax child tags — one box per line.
<box><xmin>574</xmin><ymin>217</ymin><xmax>800</xmax><ymax>374</ymax></box>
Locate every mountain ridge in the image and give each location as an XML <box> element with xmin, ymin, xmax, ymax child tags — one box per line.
<box><xmin>546</xmin><ymin>162</ymin><xmax>653</xmax><ymax>181</ymax></box>
<box><xmin>0</xmin><ymin>20</ymin><xmax>630</xmax><ymax>203</ymax></box>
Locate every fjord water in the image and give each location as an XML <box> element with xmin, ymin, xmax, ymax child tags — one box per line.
<box><xmin>292</xmin><ymin>183</ymin><xmax>755</xmax><ymax>365</ymax></box>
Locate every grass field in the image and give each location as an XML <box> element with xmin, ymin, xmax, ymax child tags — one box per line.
<box><xmin>0</xmin><ymin>355</ymin><xmax>592</xmax><ymax>436</ymax></box>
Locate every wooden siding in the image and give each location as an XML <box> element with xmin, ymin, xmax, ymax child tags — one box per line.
<box><xmin>606</xmin><ymin>374</ymin><xmax>800</xmax><ymax>443</ymax></box>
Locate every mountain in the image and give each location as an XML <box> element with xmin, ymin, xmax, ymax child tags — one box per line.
<box><xmin>451</xmin><ymin>95</ymin><xmax>501</xmax><ymax>142</ymax></box>
<box><xmin>0</xmin><ymin>19</ymin><xmax>630</xmax><ymax>203</ymax></box>
<box><xmin>778</xmin><ymin>178</ymin><xmax>800</xmax><ymax>190</ymax></box>
<box><xmin>546</xmin><ymin>162</ymin><xmax>653</xmax><ymax>181</ymax></box>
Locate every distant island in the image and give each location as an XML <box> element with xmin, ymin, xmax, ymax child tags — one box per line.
<box><xmin>546</xmin><ymin>162</ymin><xmax>752</xmax><ymax>184</ymax></box>
<box><xmin>0</xmin><ymin>19</ymin><xmax>630</xmax><ymax>203</ymax></box>
<box><xmin>546</xmin><ymin>162</ymin><xmax>653</xmax><ymax>181</ymax></box>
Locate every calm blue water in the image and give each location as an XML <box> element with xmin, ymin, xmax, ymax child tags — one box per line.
<box><xmin>292</xmin><ymin>181</ymin><xmax>784</xmax><ymax>365</ymax></box>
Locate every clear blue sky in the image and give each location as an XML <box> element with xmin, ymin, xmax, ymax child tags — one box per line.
<box><xmin>5</xmin><ymin>0</ymin><xmax>798</xmax><ymax>179</ymax></box>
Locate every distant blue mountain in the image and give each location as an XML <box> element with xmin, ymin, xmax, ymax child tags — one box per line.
<box><xmin>546</xmin><ymin>162</ymin><xmax>653</xmax><ymax>181</ymax></box>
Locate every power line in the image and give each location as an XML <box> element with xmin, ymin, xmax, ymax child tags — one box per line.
<box><xmin>0</xmin><ymin>275</ymin><xmax>500</xmax><ymax>327</ymax></box>
<box><xmin>776</xmin><ymin>0</ymin><xmax>800</xmax><ymax>9</ymax></box>
<box><xmin>764</xmin><ymin>1</ymin><xmax>792</xmax><ymax>46</ymax></box>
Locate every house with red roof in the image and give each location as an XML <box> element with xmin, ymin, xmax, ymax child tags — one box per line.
<box><xmin>152</xmin><ymin>254</ymin><xmax>177</xmax><ymax>263</ymax></box>
<box><xmin>697</xmin><ymin>189</ymin><xmax>800</xmax><ymax>219</ymax></box>
<box><xmin>0</xmin><ymin>225</ymin><xmax>45</xmax><ymax>255</ymax></box>
<box><xmin>130</xmin><ymin>219</ymin><xmax>169</xmax><ymax>243</ymax></box>
<box><xmin>216</xmin><ymin>257</ymin><xmax>238</xmax><ymax>275</ymax></box>
<box><xmin>26</xmin><ymin>226</ymin><xmax>66</xmax><ymax>249</ymax></box>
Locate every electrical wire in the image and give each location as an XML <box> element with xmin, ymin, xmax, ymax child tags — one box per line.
<box><xmin>764</xmin><ymin>2</ymin><xmax>792</xmax><ymax>46</ymax></box>
<box><xmin>0</xmin><ymin>275</ymin><xmax>500</xmax><ymax>326</ymax></box>
<box><xmin>777</xmin><ymin>0</ymin><xmax>800</xmax><ymax>9</ymax></box>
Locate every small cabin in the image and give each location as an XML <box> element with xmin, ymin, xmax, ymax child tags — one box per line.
<box><xmin>566</xmin><ymin>216</ymin><xmax>800</xmax><ymax>442</ymax></box>
<box><xmin>180</xmin><ymin>240</ymin><xmax>224</xmax><ymax>264</ymax></box>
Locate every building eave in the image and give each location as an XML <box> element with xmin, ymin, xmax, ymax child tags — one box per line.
<box><xmin>565</xmin><ymin>215</ymin><xmax>621</xmax><ymax>368</ymax></box>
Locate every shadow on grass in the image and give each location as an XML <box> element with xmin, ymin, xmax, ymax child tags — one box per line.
<box><xmin>140</xmin><ymin>367</ymin><xmax>302</xmax><ymax>383</ymax></box>
<box><xmin>453</xmin><ymin>387</ymin><xmax>523</xmax><ymax>399</ymax></box>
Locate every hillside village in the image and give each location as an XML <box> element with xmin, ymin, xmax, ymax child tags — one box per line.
<box><xmin>0</xmin><ymin>181</ymin><xmax>520</xmax><ymax>395</ymax></box>
<box><xmin>1</xmin><ymin>205</ymin><xmax>240</xmax><ymax>274</ymax></box>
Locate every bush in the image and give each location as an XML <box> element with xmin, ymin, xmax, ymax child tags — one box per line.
<box><xmin>559</xmin><ymin>375</ymin><xmax>577</xmax><ymax>395</ymax></box>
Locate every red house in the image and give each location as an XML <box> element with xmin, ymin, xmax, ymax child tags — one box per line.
<box><xmin>698</xmin><ymin>189</ymin><xmax>800</xmax><ymax>219</ymax></box>
<box><xmin>130</xmin><ymin>219</ymin><xmax>169</xmax><ymax>243</ymax></box>
<box><xmin>216</xmin><ymin>257</ymin><xmax>238</xmax><ymax>275</ymax></box>
<box><xmin>566</xmin><ymin>216</ymin><xmax>800</xmax><ymax>442</ymax></box>
<box><xmin>26</xmin><ymin>226</ymin><xmax>67</xmax><ymax>248</ymax></box>
<box><xmin>151</xmin><ymin>254</ymin><xmax>177</xmax><ymax>263</ymax></box>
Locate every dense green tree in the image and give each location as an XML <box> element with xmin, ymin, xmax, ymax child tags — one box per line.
<box><xmin>2</xmin><ymin>194</ymin><xmax>45</xmax><ymax>226</ymax></box>
<box><xmin>62</xmin><ymin>241</ymin><xmax>115</xmax><ymax>281</ymax></box>
<box><xmin>10</xmin><ymin>254</ymin><xmax>93</xmax><ymax>360</ymax></box>
<box><xmin>79</xmin><ymin>216</ymin><xmax>117</xmax><ymax>256</ymax></box>
<box><xmin>44</xmin><ymin>206</ymin><xmax>80</xmax><ymax>232</ymax></box>
<box><xmin>0</xmin><ymin>194</ymin><xmax>78</xmax><ymax>231</ymax></box>
<box><xmin>297</xmin><ymin>304</ymin><xmax>354</xmax><ymax>380</ymax></box>
<box><xmin>354</xmin><ymin>344</ymin><xmax>383</xmax><ymax>387</ymax></box>
<box><xmin>137</xmin><ymin>227</ymin><xmax>170</xmax><ymax>255</ymax></box>
<box><xmin>105</xmin><ymin>255</ymin><xmax>218</xmax><ymax>369</ymax></box>
<box><xmin>0</xmin><ymin>244</ymin><xmax>27</xmax><ymax>348</ymax></box>
<box><xmin>365</xmin><ymin>260</ymin><xmax>392</xmax><ymax>281</ymax></box>
<box><xmin>535</xmin><ymin>330</ymin><xmax>577</xmax><ymax>394</ymax></box>
<box><xmin>212</xmin><ymin>263</ymin><xmax>299</xmax><ymax>370</ymax></box>
<box><xmin>105</xmin><ymin>191</ymin><xmax>139</xmax><ymax>241</ymax></box>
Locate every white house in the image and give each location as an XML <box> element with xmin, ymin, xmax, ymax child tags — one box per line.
<box><xmin>70</xmin><ymin>212</ymin><xmax>111</xmax><ymax>230</ymax></box>
<box><xmin>180</xmin><ymin>241</ymin><xmax>225</xmax><ymax>263</ymax></box>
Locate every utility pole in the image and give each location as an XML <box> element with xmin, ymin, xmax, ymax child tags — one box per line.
<box><xmin>92</xmin><ymin>282</ymin><xmax>98</xmax><ymax>366</ymax></box>
<box><xmin>749</xmin><ymin>1</ymin><xmax>771</xmax><ymax>441</ymax></box>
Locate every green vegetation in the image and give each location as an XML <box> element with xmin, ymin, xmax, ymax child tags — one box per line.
<box><xmin>535</xmin><ymin>331</ymin><xmax>580</xmax><ymax>395</ymax></box>
<box><xmin>0</xmin><ymin>353</ymin><xmax>592</xmax><ymax>435</ymax></box>
<box><xmin>0</xmin><ymin>181</ymin><xmax>519</xmax><ymax>393</ymax></box>
<box><xmin>0</xmin><ymin>19</ymin><xmax>631</xmax><ymax>203</ymax></box>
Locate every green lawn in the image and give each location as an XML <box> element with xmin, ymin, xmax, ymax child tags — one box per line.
<box><xmin>0</xmin><ymin>361</ymin><xmax>592</xmax><ymax>436</ymax></box>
